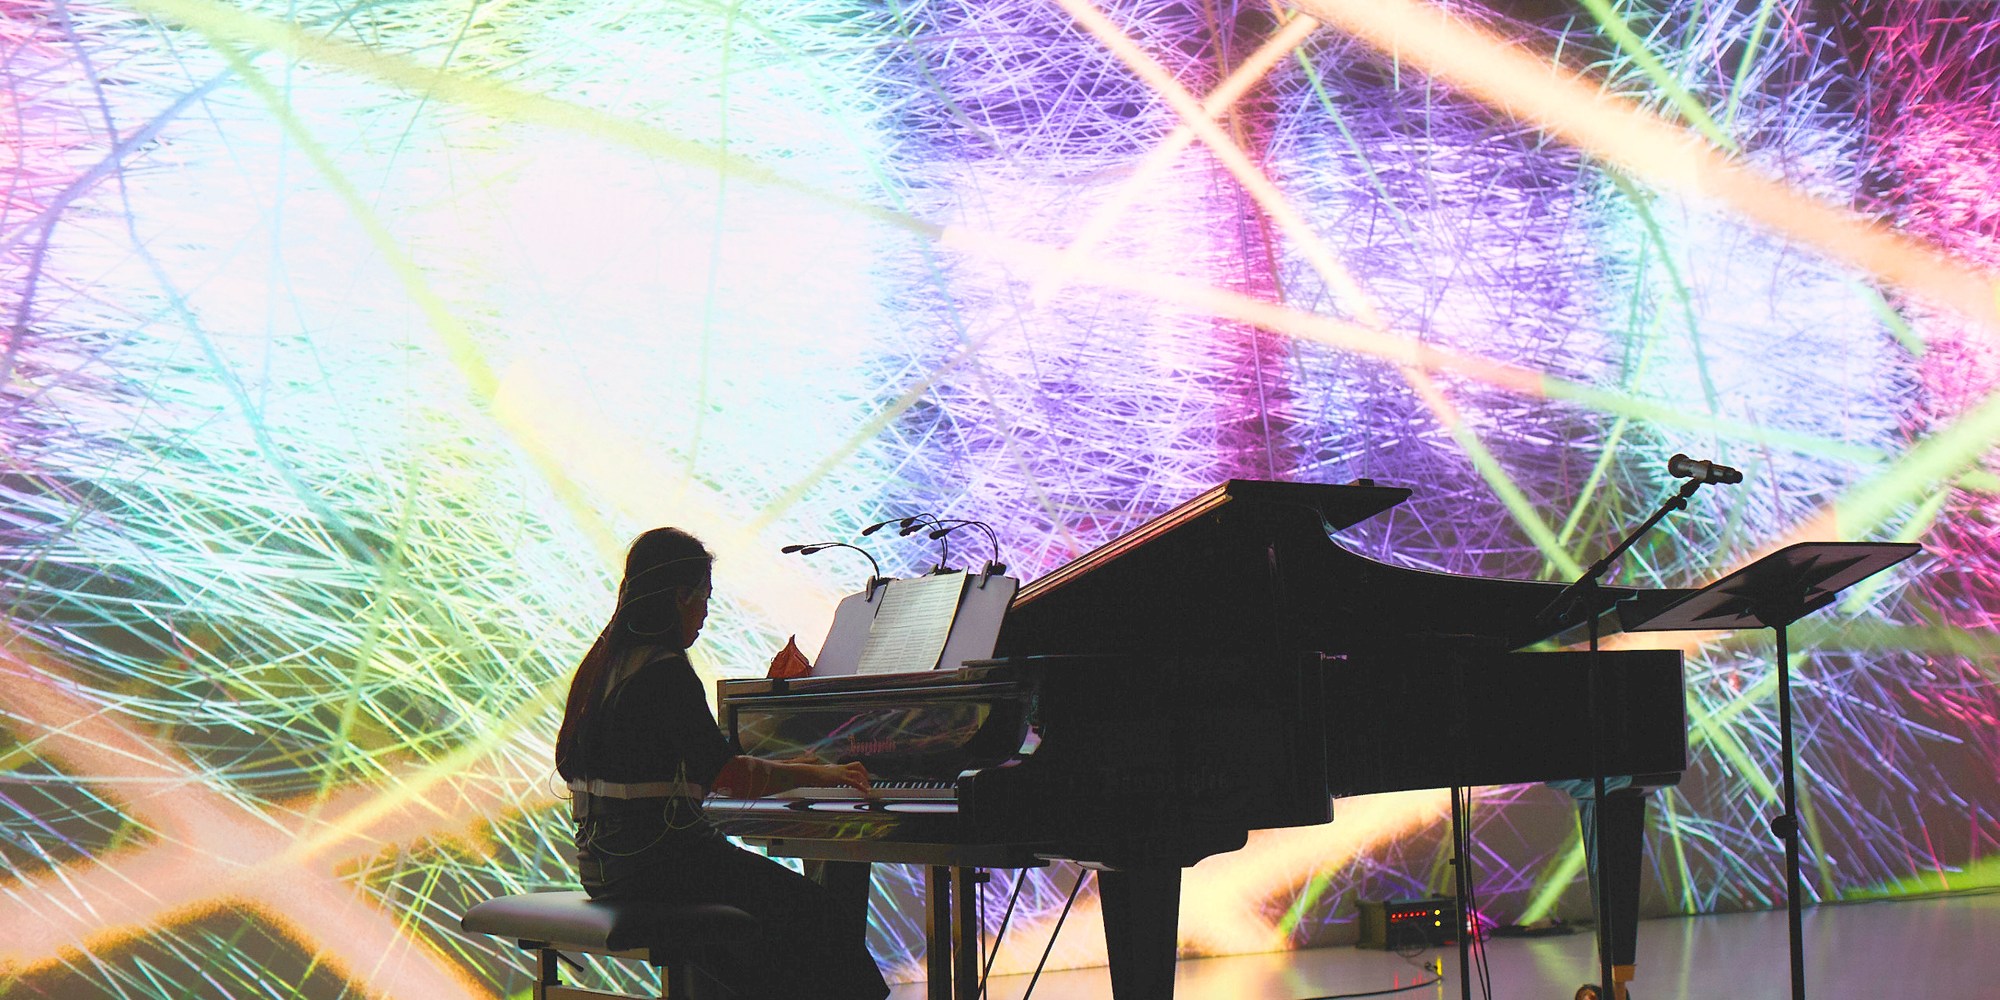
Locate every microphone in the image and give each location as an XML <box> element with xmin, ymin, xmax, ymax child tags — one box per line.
<box><xmin>859</xmin><ymin>518</ymin><xmax>903</xmax><ymax>536</ymax></box>
<box><xmin>780</xmin><ymin>541</ymin><xmax>883</xmax><ymax>592</ymax></box>
<box><xmin>1668</xmin><ymin>454</ymin><xmax>1743</xmax><ymax>485</ymax></box>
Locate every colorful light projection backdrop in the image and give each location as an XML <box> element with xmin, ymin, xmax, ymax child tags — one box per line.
<box><xmin>2</xmin><ymin>0</ymin><xmax>1996</xmax><ymax>995</ymax></box>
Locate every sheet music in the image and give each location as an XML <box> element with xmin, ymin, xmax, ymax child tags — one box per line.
<box><xmin>855</xmin><ymin>573</ymin><xmax>968</xmax><ymax>675</ymax></box>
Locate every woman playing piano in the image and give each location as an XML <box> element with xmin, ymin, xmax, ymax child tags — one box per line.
<box><xmin>556</xmin><ymin>527</ymin><xmax>889</xmax><ymax>1000</ymax></box>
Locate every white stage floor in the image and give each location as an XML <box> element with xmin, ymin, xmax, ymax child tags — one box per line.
<box><xmin>891</xmin><ymin>892</ymin><xmax>2000</xmax><ymax>999</ymax></box>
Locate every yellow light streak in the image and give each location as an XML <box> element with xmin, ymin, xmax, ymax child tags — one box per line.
<box><xmin>493</xmin><ymin>362</ymin><xmax>848</xmax><ymax>661</ymax></box>
<box><xmin>127</xmin><ymin>0</ymin><xmax>1961</xmax><ymax>543</ymax></box>
<box><xmin>169</xmin><ymin>0</ymin><xmax>856</xmax><ymax>671</ymax></box>
<box><xmin>965</xmin><ymin>790</ymin><xmax>1457</xmax><ymax>972</ymax></box>
<box><xmin>1051</xmin><ymin>0</ymin><xmax>1381</xmax><ymax>327</ymax></box>
<box><xmin>940</xmin><ymin>224</ymin><xmax>1852</xmax><ymax>456</ymax></box>
<box><xmin>72</xmin><ymin>2</ymin><xmax>1999</xmax><ymax>987</ymax></box>
<box><xmin>1178</xmin><ymin>791</ymin><xmax>1449</xmax><ymax>953</ymax></box>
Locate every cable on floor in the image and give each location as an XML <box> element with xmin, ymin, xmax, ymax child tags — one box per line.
<box><xmin>977</xmin><ymin>867</ymin><xmax>1031</xmax><ymax>999</ymax></box>
<box><xmin>1018</xmin><ymin>867</ymin><xmax>1089</xmax><ymax>1000</ymax></box>
<box><xmin>1289</xmin><ymin>949</ymin><xmax>1447</xmax><ymax>1000</ymax></box>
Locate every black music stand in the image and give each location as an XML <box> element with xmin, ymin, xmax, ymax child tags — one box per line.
<box><xmin>1624</xmin><ymin>541</ymin><xmax>1920</xmax><ymax>1000</ymax></box>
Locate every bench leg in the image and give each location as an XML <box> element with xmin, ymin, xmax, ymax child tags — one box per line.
<box><xmin>517</xmin><ymin>940</ymin><xmax>717</xmax><ymax>999</ymax></box>
<box><xmin>539</xmin><ymin>947</ymin><xmax>561</xmax><ymax>1000</ymax></box>
<box><xmin>660</xmin><ymin>959</ymin><xmax>692</xmax><ymax>999</ymax></box>
<box><xmin>535</xmin><ymin>946</ymin><xmax>650</xmax><ymax>1000</ymax></box>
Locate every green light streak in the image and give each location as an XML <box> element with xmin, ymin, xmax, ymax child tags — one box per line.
<box><xmin>1844</xmin><ymin>854</ymin><xmax>2000</xmax><ymax>900</ymax></box>
<box><xmin>1610</xmin><ymin>170</ymin><xmax>1720</xmax><ymax>423</ymax></box>
<box><xmin>1438</xmin><ymin>396</ymin><xmax>1585</xmax><ymax>578</ymax></box>
<box><xmin>1277</xmin><ymin>870</ymin><xmax>1339</xmax><ymax>938</ymax></box>
<box><xmin>1862</xmin><ymin>283</ymin><xmax>1927</xmax><ymax>358</ymax></box>
<box><xmin>1834</xmin><ymin>383</ymin><xmax>2000</xmax><ymax>537</ymax></box>
<box><xmin>126</xmin><ymin>0</ymin><xmax>932</xmax><ymax>239</ymax></box>
<box><xmin>1800</xmin><ymin>780</ymin><xmax>1835</xmax><ymax>902</ymax></box>
<box><xmin>1293</xmin><ymin>47</ymin><xmax>1416</xmax><ymax>236</ymax></box>
<box><xmin>129</xmin><ymin>0</ymin><xmax>1958</xmax><ymax>552</ymax></box>
<box><xmin>1660</xmin><ymin>788</ymin><xmax>1697</xmax><ymax>912</ymax></box>
<box><xmin>1577</xmin><ymin>0</ymin><xmax>1739</xmax><ymax>154</ymax></box>
<box><xmin>1720</xmin><ymin>0</ymin><xmax>1782</xmax><ymax>133</ymax></box>
<box><xmin>1788</xmin><ymin>620</ymin><xmax>2000</xmax><ymax>681</ymax></box>
<box><xmin>1689</xmin><ymin>666</ymin><xmax>1783</xmax><ymax>808</ymax></box>
<box><xmin>1838</xmin><ymin>488</ymin><xmax>1949</xmax><ymax>616</ymax></box>
<box><xmin>1518</xmin><ymin>831</ymin><xmax>1587</xmax><ymax>925</ymax></box>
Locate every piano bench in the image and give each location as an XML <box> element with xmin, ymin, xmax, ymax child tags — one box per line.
<box><xmin>461</xmin><ymin>889</ymin><xmax>757</xmax><ymax>999</ymax></box>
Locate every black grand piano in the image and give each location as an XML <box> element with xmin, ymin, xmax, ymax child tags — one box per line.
<box><xmin>707</xmin><ymin>480</ymin><xmax>1686</xmax><ymax>998</ymax></box>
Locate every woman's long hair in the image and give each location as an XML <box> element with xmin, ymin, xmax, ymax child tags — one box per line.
<box><xmin>555</xmin><ymin>528</ymin><xmax>714</xmax><ymax>779</ymax></box>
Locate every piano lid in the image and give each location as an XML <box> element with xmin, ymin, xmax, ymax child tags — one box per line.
<box><xmin>1001</xmin><ymin>479</ymin><xmax>1638</xmax><ymax>657</ymax></box>
<box><xmin>1013</xmin><ymin>479</ymin><xmax>1409</xmax><ymax>609</ymax></box>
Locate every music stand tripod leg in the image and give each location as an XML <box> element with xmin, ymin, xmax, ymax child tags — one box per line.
<box><xmin>1772</xmin><ymin>623</ymin><xmax>1806</xmax><ymax>1000</ymax></box>
<box><xmin>1618</xmin><ymin>541</ymin><xmax>1922</xmax><ymax>1000</ymax></box>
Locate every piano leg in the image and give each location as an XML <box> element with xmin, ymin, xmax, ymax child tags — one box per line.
<box><xmin>1097</xmin><ymin>867</ymin><xmax>1180</xmax><ymax>999</ymax></box>
<box><xmin>951</xmin><ymin>867</ymin><xmax>982</xmax><ymax>1000</ymax></box>
<box><xmin>911</xmin><ymin>866</ymin><xmax>997</xmax><ymax>1000</ymax></box>
<box><xmin>1581</xmin><ymin>786</ymin><xmax>1648</xmax><ymax>999</ymax></box>
<box><xmin>925</xmin><ymin>866</ymin><xmax>953</xmax><ymax>1000</ymax></box>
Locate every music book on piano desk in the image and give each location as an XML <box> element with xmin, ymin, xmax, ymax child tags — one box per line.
<box><xmin>813</xmin><ymin>572</ymin><xmax>1016</xmax><ymax>677</ymax></box>
<box><xmin>856</xmin><ymin>574</ymin><xmax>968</xmax><ymax>675</ymax></box>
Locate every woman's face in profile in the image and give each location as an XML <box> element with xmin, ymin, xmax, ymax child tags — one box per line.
<box><xmin>678</xmin><ymin>577</ymin><xmax>713</xmax><ymax>644</ymax></box>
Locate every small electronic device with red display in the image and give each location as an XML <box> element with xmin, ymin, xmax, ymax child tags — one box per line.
<box><xmin>1356</xmin><ymin>896</ymin><xmax>1459</xmax><ymax>950</ymax></box>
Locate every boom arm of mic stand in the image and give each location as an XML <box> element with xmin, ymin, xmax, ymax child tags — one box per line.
<box><xmin>1535</xmin><ymin>478</ymin><xmax>1704</xmax><ymax>631</ymax></box>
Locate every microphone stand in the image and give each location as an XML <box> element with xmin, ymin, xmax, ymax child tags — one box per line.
<box><xmin>1536</xmin><ymin>476</ymin><xmax>1705</xmax><ymax>1000</ymax></box>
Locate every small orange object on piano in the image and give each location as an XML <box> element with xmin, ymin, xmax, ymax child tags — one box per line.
<box><xmin>767</xmin><ymin>635</ymin><xmax>813</xmax><ymax>678</ymax></box>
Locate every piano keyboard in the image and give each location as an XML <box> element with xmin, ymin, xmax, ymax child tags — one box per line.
<box><xmin>766</xmin><ymin>780</ymin><xmax>957</xmax><ymax>801</ymax></box>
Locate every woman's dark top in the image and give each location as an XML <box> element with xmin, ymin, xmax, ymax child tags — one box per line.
<box><xmin>570</xmin><ymin>644</ymin><xmax>735</xmax><ymax>868</ymax></box>
<box><xmin>573</xmin><ymin>644</ymin><xmax>734</xmax><ymax>790</ymax></box>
